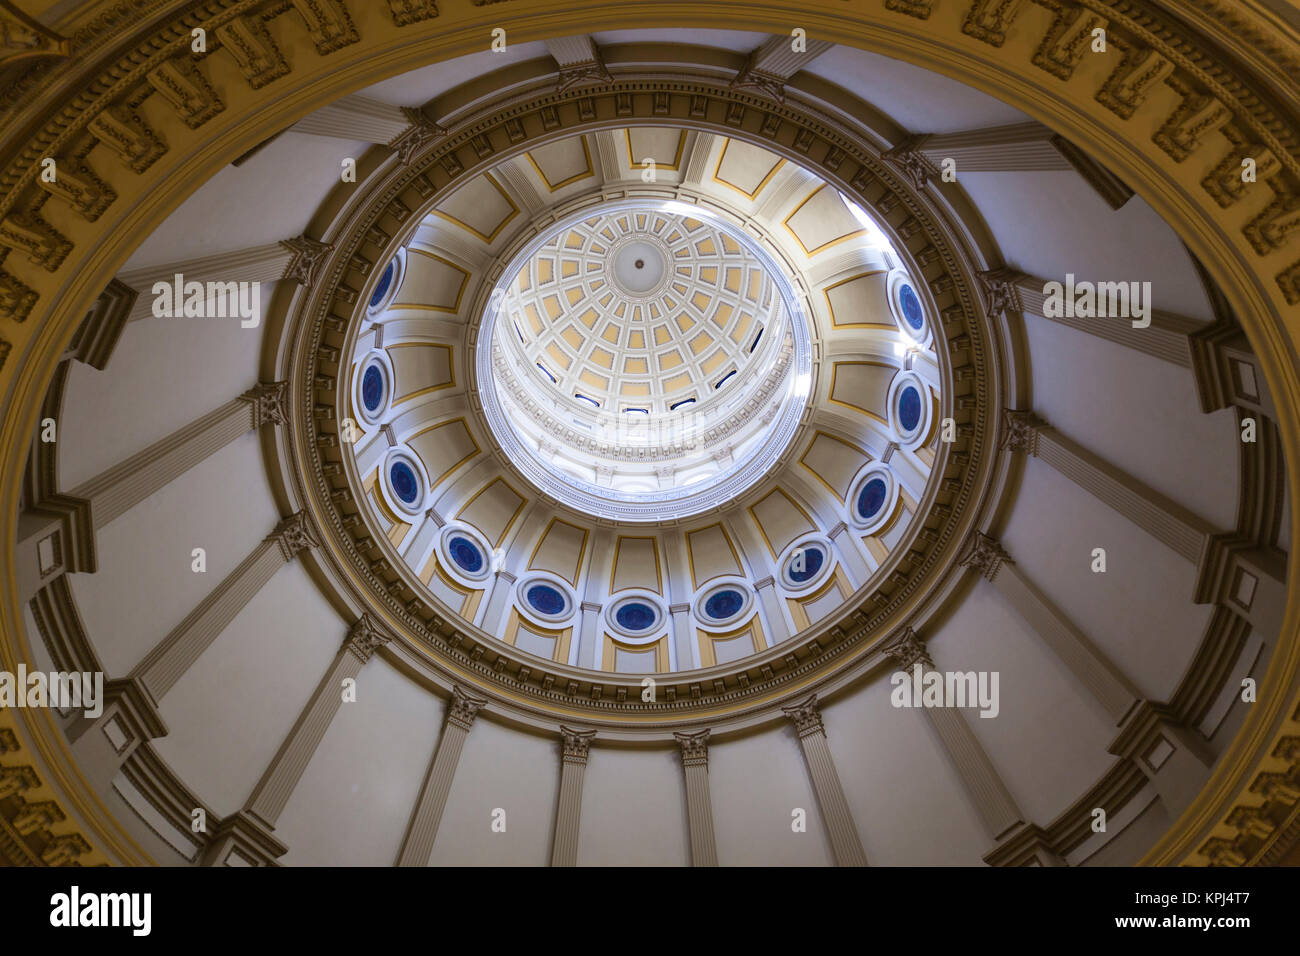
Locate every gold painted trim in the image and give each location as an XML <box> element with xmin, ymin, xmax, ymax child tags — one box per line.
<box><xmin>821</xmin><ymin>271</ymin><xmax>895</xmax><ymax>329</ymax></box>
<box><xmin>392</xmin><ymin>249</ymin><xmax>471</xmax><ymax>314</ymax></box>
<box><xmin>428</xmin><ymin>172</ymin><xmax>520</xmax><ymax>243</ymax></box>
<box><xmin>782</xmin><ymin>184</ymin><xmax>867</xmax><ymax>257</ymax></box>
<box><xmin>402</xmin><ymin>416</ymin><xmax>481</xmax><ymax>490</ymax></box>
<box><xmin>609</xmin><ymin>535</ymin><xmax>664</xmax><ymax>594</ymax></box>
<box><xmin>827</xmin><ymin>360</ymin><xmax>894</xmax><ymax>424</ymax></box>
<box><xmin>711</xmin><ymin>137</ymin><xmax>786</xmax><ymax>199</ymax></box>
<box><xmin>456</xmin><ymin>477</ymin><xmax>528</xmax><ymax>548</ymax></box>
<box><xmin>524</xmin><ymin>135</ymin><xmax>595</xmax><ymax>191</ymax></box>
<box><xmin>798</xmin><ymin>430</ymin><xmax>872</xmax><ymax>504</ymax></box>
<box><xmin>623</xmin><ymin>127</ymin><xmax>687</xmax><ymax>172</ymax></box>
<box><xmin>526</xmin><ymin>516</ymin><xmax>590</xmax><ymax>588</ymax></box>
<box><xmin>387</xmin><ymin>342</ymin><xmax>457</xmax><ymax>405</ymax></box>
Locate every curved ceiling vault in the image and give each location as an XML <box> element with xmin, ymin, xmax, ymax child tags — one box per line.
<box><xmin>0</xmin><ymin>1</ymin><xmax>1296</xmax><ymax>871</ymax></box>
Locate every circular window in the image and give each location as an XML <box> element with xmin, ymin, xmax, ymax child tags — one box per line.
<box><xmin>437</xmin><ymin>524</ymin><xmax>494</xmax><ymax>585</ymax></box>
<box><xmin>848</xmin><ymin>463</ymin><xmax>899</xmax><ymax>533</ymax></box>
<box><xmin>694</xmin><ymin>579</ymin><xmax>755</xmax><ymax>630</ymax></box>
<box><xmin>367</xmin><ymin>249</ymin><xmax>404</xmax><ymax>314</ymax></box>
<box><xmin>448</xmin><ymin>535</ymin><xmax>484</xmax><ymax>575</ymax></box>
<box><xmin>526</xmin><ymin>583</ymin><xmax>568</xmax><ymax>616</ymax></box>
<box><xmin>515</xmin><ymin>573</ymin><xmax>577</xmax><ymax>625</ymax></box>
<box><xmin>888</xmin><ymin>269</ymin><xmax>930</xmax><ymax>344</ymax></box>
<box><xmin>780</xmin><ymin>534</ymin><xmax>835</xmax><ymax>592</ymax></box>
<box><xmin>369</xmin><ymin>261</ymin><xmax>395</xmax><ymax>309</ymax></box>
<box><xmin>606</xmin><ymin>592</ymin><xmax>667</xmax><ymax>641</ymax></box>
<box><xmin>353</xmin><ymin>351</ymin><xmax>393</xmax><ymax>426</ymax></box>
<box><xmin>888</xmin><ymin>370</ymin><xmax>933</xmax><ymax>449</ymax></box>
<box><xmin>381</xmin><ymin>448</ymin><xmax>427</xmax><ymax>516</ymax></box>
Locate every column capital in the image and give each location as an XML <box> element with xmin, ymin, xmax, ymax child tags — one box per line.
<box><xmin>781</xmin><ymin>694</ymin><xmax>825</xmax><ymax>739</ymax></box>
<box><xmin>753</xmin><ymin>575</ymin><xmax>776</xmax><ymax>591</ymax></box>
<box><xmin>674</xmin><ymin>729</ymin><xmax>711</xmax><ymax>767</ymax></box>
<box><xmin>279</xmin><ymin>234</ymin><xmax>333</xmax><ymax>285</ymax></box>
<box><xmin>881</xmin><ymin>626</ymin><xmax>934</xmax><ymax>671</ymax></box>
<box><xmin>560</xmin><ymin>726</ymin><xmax>597</xmax><ymax>764</ymax></box>
<box><xmin>580</xmin><ymin>601</ymin><xmax>603</xmax><ymax>613</ymax></box>
<box><xmin>240</xmin><ymin>380</ymin><xmax>289</xmax><ymax>428</ymax></box>
<box><xmin>1000</xmin><ymin>408</ymin><xmax>1043</xmax><ymax>455</ymax></box>
<box><xmin>446</xmin><ymin>685</ymin><xmax>488</xmax><ymax>732</ymax></box>
<box><xmin>669</xmin><ymin>602</ymin><xmax>691</xmax><ymax>615</ymax></box>
<box><xmin>344</xmin><ymin>613</ymin><xmax>392</xmax><ymax>664</ymax></box>
<box><xmin>881</xmin><ymin>135</ymin><xmax>939</xmax><ymax>191</ymax></box>
<box><xmin>959</xmin><ymin>531</ymin><xmax>1013</xmax><ymax>582</ymax></box>
<box><xmin>389</xmin><ymin>106</ymin><xmax>447</xmax><ymax>165</ymax></box>
<box><xmin>977</xmin><ymin>268</ymin><xmax>1026</xmax><ymax>319</ymax></box>
<box><xmin>495</xmin><ymin>568</ymin><xmax>517</xmax><ymax>584</ymax></box>
<box><xmin>267</xmin><ymin>511</ymin><xmax>320</xmax><ymax>561</ymax></box>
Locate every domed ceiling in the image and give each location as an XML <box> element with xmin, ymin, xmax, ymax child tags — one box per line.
<box><xmin>343</xmin><ymin>127</ymin><xmax>941</xmax><ymax>673</ymax></box>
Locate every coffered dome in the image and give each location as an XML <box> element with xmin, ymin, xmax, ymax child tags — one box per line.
<box><xmin>483</xmin><ymin>198</ymin><xmax>811</xmax><ymax>518</ymax></box>
<box><xmin>4</xmin><ymin>7</ymin><xmax>1296</xmax><ymax>876</ymax></box>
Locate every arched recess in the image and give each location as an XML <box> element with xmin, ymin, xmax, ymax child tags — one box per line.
<box><xmin>0</xmin><ymin>0</ymin><xmax>1296</xmax><ymax>869</ymax></box>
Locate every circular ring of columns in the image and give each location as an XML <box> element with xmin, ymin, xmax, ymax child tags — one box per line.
<box><xmin>274</xmin><ymin>75</ymin><xmax>1008</xmax><ymax>727</ymax></box>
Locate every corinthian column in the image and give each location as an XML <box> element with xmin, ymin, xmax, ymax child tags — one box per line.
<box><xmin>882</xmin><ymin>630</ymin><xmax>1025</xmax><ymax>844</ymax></box>
<box><xmin>781</xmin><ymin>695</ymin><xmax>868</xmax><ymax>866</ymax></box>
<box><xmin>674</xmin><ymin>730</ymin><xmax>718</xmax><ymax>867</ymax></box>
<box><xmin>132</xmin><ymin>511</ymin><xmax>319</xmax><ymax>701</ymax></box>
<box><xmin>396</xmin><ymin>686</ymin><xmax>487</xmax><ymax>866</ymax></box>
<box><xmin>958</xmin><ymin>532</ymin><xmax>1139</xmax><ymax>720</ymax></box>
<box><xmin>243</xmin><ymin>615</ymin><xmax>393</xmax><ymax>827</ymax></box>
<box><xmin>550</xmin><ymin>726</ymin><xmax>595</xmax><ymax>867</ymax></box>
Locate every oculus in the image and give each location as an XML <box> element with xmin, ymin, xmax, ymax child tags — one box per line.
<box><xmin>380</xmin><ymin>448</ymin><xmax>428</xmax><ymax>517</ymax></box>
<box><xmin>606</xmin><ymin>591</ymin><xmax>668</xmax><ymax>641</ymax></box>
<box><xmin>367</xmin><ymin>249</ymin><xmax>405</xmax><ymax>314</ymax></box>
<box><xmin>437</xmin><ymin>523</ymin><xmax>495</xmax><ymax>586</ymax></box>
<box><xmin>694</xmin><ymin>579</ymin><xmax>756</xmax><ymax>630</ymax></box>
<box><xmin>888</xmin><ymin>370</ymin><xmax>933</xmax><ymax>450</ymax></box>
<box><xmin>353</xmin><ymin>351</ymin><xmax>393</xmax><ymax>425</ymax></box>
<box><xmin>515</xmin><ymin>573</ymin><xmax>577</xmax><ymax>626</ymax></box>
<box><xmin>847</xmin><ymin>462</ymin><xmax>899</xmax><ymax>534</ymax></box>
<box><xmin>888</xmin><ymin>269</ymin><xmax>930</xmax><ymax>345</ymax></box>
<box><xmin>780</xmin><ymin>534</ymin><xmax>835</xmax><ymax>592</ymax></box>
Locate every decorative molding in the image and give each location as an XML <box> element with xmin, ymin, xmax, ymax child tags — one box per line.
<box><xmin>959</xmin><ymin>531</ymin><xmax>1011</xmax><ymax>583</ymax></box>
<box><xmin>446</xmin><ymin>685</ymin><xmax>488</xmax><ymax>731</ymax></box>
<box><xmin>240</xmin><ymin>381</ymin><xmax>289</xmax><ymax>428</ymax></box>
<box><xmin>560</xmin><ymin>725</ymin><xmax>596</xmax><ymax>764</ymax></box>
<box><xmin>881</xmin><ymin>626</ymin><xmax>933</xmax><ymax>671</ymax></box>
<box><xmin>280</xmin><ymin>235</ymin><xmax>333</xmax><ymax>285</ymax></box>
<box><xmin>267</xmin><ymin>511</ymin><xmax>321</xmax><ymax>561</ymax></box>
<box><xmin>674</xmin><ymin>728</ymin><xmax>710</xmax><ymax>767</ymax></box>
<box><xmin>344</xmin><ymin>612</ymin><xmax>392</xmax><ymax>663</ymax></box>
<box><xmin>781</xmin><ymin>693</ymin><xmax>824</xmax><ymax>739</ymax></box>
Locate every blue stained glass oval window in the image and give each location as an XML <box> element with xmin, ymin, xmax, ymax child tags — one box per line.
<box><xmin>370</xmin><ymin>262</ymin><xmax>395</xmax><ymax>308</ymax></box>
<box><xmin>448</xmin><ymin>536</ymin><xmax>483</xmax><ymax>574</ymax></box>
<box><xmin>704</xmin><ymin>589</ymin><xmax>745</xmax><ymax>621</ymax></box>
<box><xmin>615</xmin><ymin>602</ymin><xmax>657</xmax><ymax>631</ymax></box>
<box><xmin>527</xmin><ymin>584</ymin><xmax>567</xmax><ymax>616</ymax></box>
<box><xmin>389</xmin><ymin>461</ymin><xmax>420</xmax><ymax>504</ymax></box>
<box><xmin>899</xmin><ymin>386</ymin><xmax>922</xmax><ymax>432</ymax></box>
<box><xmin>857</xmin><ymin>477</ymin><xmax>888</xmax><ymax>520</ymax></box>
<box><xmin>788</xmin><ymin>546</ymin><xmax>824</xmax><ymax>583</ymax></box>
<box><xmin>899</xmin><ymin>283</ymin><xmax>924</xmax><ymax>330</ymax></box>
<box><xmin>361</xmin><ymin>365</ymin><xmax>384</xmax><ymax>412</ymax></box>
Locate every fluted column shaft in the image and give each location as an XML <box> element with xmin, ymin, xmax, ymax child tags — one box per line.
<box><xmin>781</xmin><ymin>697</ymin><xmax>867</xmax><ymax>866</ymax></box>
<box><xmin>883</xmin><ymin>633</ymin><xmax>1024</xmax><ymax>841</ymax></box>
<box><xmin>72</xmin><ymin>390</ymin><xmax>272</xmax><ymax>529</ymax></box>
<box><xmin>131</xmin><ymin>512</ymin><xmax>317</xmax><ymax>701</ymax></box>
<box><xmin>244</xmin><ymin>617</ymin><xmax>391</xmax><ymax>826</ymax></box>
<box><xmin>675</xmin><ymin>730</ymin><xmax>718</xmax><ymax>867</ymax></box>
<box><xmin>550</xmin><ymin>727</ymin><xmax>595</xmax><ymax>867</ymax></box>
<box><xmin>118</xmin><ymin>243</ymin><xmax>294</xmax><ymax>321</ymax></box>
<box><xmin>396</xmin><ymin>687</ymin><xmax>486</xmax><ymax>866</ymax></box>
<box><xmin>755</xmin><ymin>576</ymin><xmax>790</xmax><ymax>645</ymax></box>
<box><xmin>962</xmin><ymin>534</ymin><xmax>1139</xmax><ymax>721</ymax></box>
<box><xmin>917</xmin><ymin>123</ymin><xmax>1072</xmax><ymax>171</ymax></box>
<box><xmin>291</xmin><ymin>94</ymin><xmax>411</xmax><ymax>143</ymax></box>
